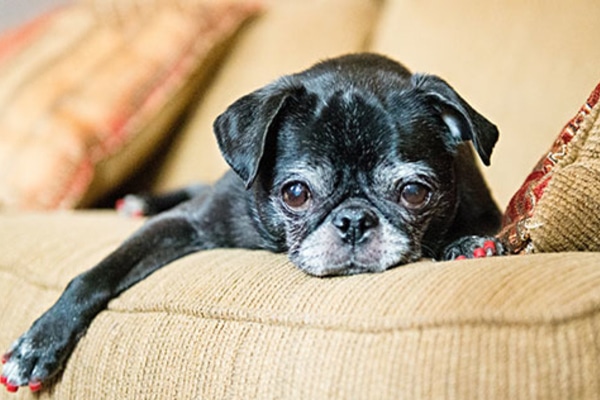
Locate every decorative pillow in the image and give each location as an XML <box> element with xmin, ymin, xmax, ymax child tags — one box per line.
<box><xmin>0</xmin><ymin>0</ymin><xmax>261</xmax><ymax>210</ymax></box>
<box><xmin>498</xmin><ymin>82</ymin><xmax>600</xmax><ymax>254</ymax></box>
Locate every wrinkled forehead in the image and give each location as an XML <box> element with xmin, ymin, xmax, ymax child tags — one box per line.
<box><xmin>309</xmin><ymin>91</ymin><xmax>393</xmax><ymax>166</ymax></box>
<box><xmin>277</xmin><ymin>88</ymin><xmax>452</xmax><ymax>174</ymax></box>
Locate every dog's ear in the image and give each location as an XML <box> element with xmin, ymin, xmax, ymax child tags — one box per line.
<box><xmin>214</xmin><ymin>85</ymin><xmax>291</xmax><ymax>188</ymax></box>
<box><xmin>411</xmin><ymin>74</ymin><xmax>499</xmax><ymax>165</ymax></box>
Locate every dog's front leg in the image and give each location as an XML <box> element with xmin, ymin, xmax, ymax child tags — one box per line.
<box><xmin>1</xmin><ymin>208</ymin><xmax>208</xmax><ymax>392</ymax></box>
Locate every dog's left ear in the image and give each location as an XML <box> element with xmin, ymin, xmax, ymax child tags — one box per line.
<box><xmin>214</xmin><ymin>85</ymin><xmax>292</xmax><ymax>188</ymax></box>
<box><xmin>411</xmin><ymin>74</ymin><xmax>499</xmax><ymax>165</ymax></box>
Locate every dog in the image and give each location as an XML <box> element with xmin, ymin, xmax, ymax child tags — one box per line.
<box><xmin>1</xmin><ymin>53</ymin><xmax>504</xmax><ymax>392</ymax></box>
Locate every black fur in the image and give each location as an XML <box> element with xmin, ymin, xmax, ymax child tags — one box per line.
<box><xmin>2</xmin><ymin>53</ymin><xmax>503</xmax><ymax>390</ymax></box>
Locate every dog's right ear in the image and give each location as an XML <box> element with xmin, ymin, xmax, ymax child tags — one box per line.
<box><xmin>214</xmin><ymin>86</ymin><xmax>291</xmax><ymax>189</ymax></box>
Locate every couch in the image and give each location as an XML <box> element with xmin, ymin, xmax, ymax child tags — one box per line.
<box><xmin>1</xmin><ymin>0</ymin><xmax>599</xmax><ymax>398</ymax></box>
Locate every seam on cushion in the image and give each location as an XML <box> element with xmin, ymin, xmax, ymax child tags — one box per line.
<box><xmin>0</xmin><ymin>269</ymin><xmax>64</xmax><ymax>292</ymax></box>
<box><xmin>3</xmin><ymin>265</ymin><xmax>600</xmax><ymax>332</ymax></box>
<box><xmin>553</xmin><ymin>96</ymin><xmax>600</xmax><ymax>169</ymax></box>
<box><xmin>104</xmin><ymin>299</ymin><xmax>600</xmax><ymax>334</ymax></box>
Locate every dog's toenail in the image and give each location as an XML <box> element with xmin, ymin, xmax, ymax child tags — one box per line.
<box><xmin>473</xmin><ymin>247</ymin><xmax>486</xmax><ymax>258</ymax></box>
<box><xmin>483</xmin><ymin>240</ymin><xmax>496</xmax><ymax>254</ymax></box>
<box><xmin>29</xmin><ymin>381</ymin><xmax>42</xmax><ymax>392</ymax></box>
<box><xmin>5</xmin><ymin>383</ymin><xmax>18</xmax><ymax>393</ymax></box>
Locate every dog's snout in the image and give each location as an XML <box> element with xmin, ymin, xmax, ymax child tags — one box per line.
<box><xmin>333</xmin><ymin>207</ymin><xmax>379</xmax><ymax>244</ymax></box>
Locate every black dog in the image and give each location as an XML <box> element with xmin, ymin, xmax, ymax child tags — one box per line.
<box><xmin>1</xmin><ymin>53</ymin><xmax>503</xmax><ymax>392</ymax></box>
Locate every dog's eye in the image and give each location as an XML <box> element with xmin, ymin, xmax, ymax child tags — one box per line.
<box><xmin>282</xmin><ymin>181</ymin><xmax>312</xmax><ymax>211</ymax></box>
<box><xmin>399</xmin><ymin>182</ymin><xmax>431</xmax><ymax>209</ymax></box>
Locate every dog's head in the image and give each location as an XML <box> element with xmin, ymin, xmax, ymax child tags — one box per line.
<box><xmin>214</xmin><ymin>54</ymin><xmax>498</xmax><ymax>276</ymax></box>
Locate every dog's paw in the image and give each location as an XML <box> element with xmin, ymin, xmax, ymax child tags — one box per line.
<box><xmin>442</xmin><ymin>235</ymin><xmax>505</xmax><ymax>261</ymax></box>
<box><xmin>1</xmin><ymin>323</ymin><xmax>72</xmax><ymax>393</ymax></box>
<box><xmin>116</xmin><ymin>194</ymin><xmax>148</xmax><ymax>218</ymax></box>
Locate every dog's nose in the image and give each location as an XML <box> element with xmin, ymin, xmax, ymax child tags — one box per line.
<box><xmin>333</xmin><ymin>207</ymin><xmax>379</xmax><ymax>244</ymax></box>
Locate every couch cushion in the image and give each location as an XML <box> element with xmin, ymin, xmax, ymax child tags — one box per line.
<box><xmin>371</xmin><ymin>0</ymin><xmax>600</xmax><ymax>207</ymax></box>
<box><xmin>0</xmin><ymin>1</ymin><xmax>260</xmax><ymax>210</ymax></box>
<box><xmin>149</xmin><ymin>0</ymin><xmax>381</xmax><ymax>191</ymax></box>
<box><xmin>1</xmin><ymin>212</ymin><xmax>599</xmax><ymax>398</ymax></box>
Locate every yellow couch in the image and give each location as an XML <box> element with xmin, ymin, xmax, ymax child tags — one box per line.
<box><xmin>1</xmin><ymin>0</ymin><xmax>599</xmax><ymax>398</ymax></box>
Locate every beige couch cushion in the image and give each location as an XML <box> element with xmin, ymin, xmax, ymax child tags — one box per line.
<box><xmin>150</xmin><ymin>0</ymin><xmax>381</xmax><ymax>190</ymax></box>
<box><xmin>1</xmin><ymin>212</ymin><xmax>599</xmax><ymax>398</ymax></box>
<box><xmin>372</xmin><ymin>0</ymin><xmax>600</xmax><ymax>207</ymax></box>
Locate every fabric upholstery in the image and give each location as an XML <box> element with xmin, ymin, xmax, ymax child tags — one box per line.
<box><xmin>0</xmin><ymin>1</ymin><xmax>260</xmax><ymax>210</ymax></box>
<box><xmin>499</xmin><ymin>83</ymin><xmax>600</xmax><ymax>254</ymax></box>
<box><xmin>1</xmin><ymin>1</ymin><xmax>600</xmax><ymax>399</ymax></box>
<box><xmin>1</xmin><ymin>212</ymin><xmax>599</xmax><ymax>399</ymax></box>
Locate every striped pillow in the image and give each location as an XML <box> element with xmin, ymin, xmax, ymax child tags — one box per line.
<box><xmin>0</xmin><ymin>1</ymin><xmax>261</xmax><ymax>210</ymax></box>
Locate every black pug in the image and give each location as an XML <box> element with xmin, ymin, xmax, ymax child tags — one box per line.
<box><xmin>1</xmin><ymin>53</ymin><xmax>504</xmax><ymax>392</ymax></box>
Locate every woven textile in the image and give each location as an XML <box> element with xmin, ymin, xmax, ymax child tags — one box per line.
<box><xmin>0</xmin><ymin>1</ymin><xmax>260</xmax><ymax>210</ymax></box>
<box><xmin>499</xmin><ymin>82</ymin><xmax>600</xmax><ymax>253</ymax></box>
<box><xmin>1</xmin><ymin>212</ymin><xmax>600</xmax><ymax>399</ymax></box>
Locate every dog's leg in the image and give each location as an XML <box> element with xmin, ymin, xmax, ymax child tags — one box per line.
<box><xmin>1</xmin><ymin>196</ymin><xmax>221</xmax><ymax>392</ymax></box>
<box><xmin>116</xmin><ymin>184</ymin><xmax>211</xmax><ymax>217</ymax></box>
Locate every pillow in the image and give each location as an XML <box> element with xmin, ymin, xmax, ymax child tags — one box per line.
<box><xmin>0</xmin><ymin>1</ymin><xmax>261</xmax><ymax>210</ymax></box>
<box><xmin>498</xmin><ymin>82</ymin><xmax>600</xmax><ymax>254</ymax></box>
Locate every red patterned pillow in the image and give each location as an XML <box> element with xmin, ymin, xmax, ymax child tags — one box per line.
<box><xmin>0</xmin><ymin>1</ymin><xmax>261</xmax><ymax>210</ymax></box>
<box><xmin>498</xmin><ymin>82</ymin><xmax>600</xmax><ymax>254</ymax></box>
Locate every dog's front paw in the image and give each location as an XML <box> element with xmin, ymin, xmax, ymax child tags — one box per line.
<box><xmin>1</xmin><ymin>321</ymin><xmax>73</xmax><ymax>393</ymax></box>
<box><xmin>442</xmin><ymin>236</ymin><xmax>505</xmax><ymax>261</ymax></box>
<box><xmin>116</xmin><ymin>194</ymin><xmax>148</xmax><ymax>218</ymax></box>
